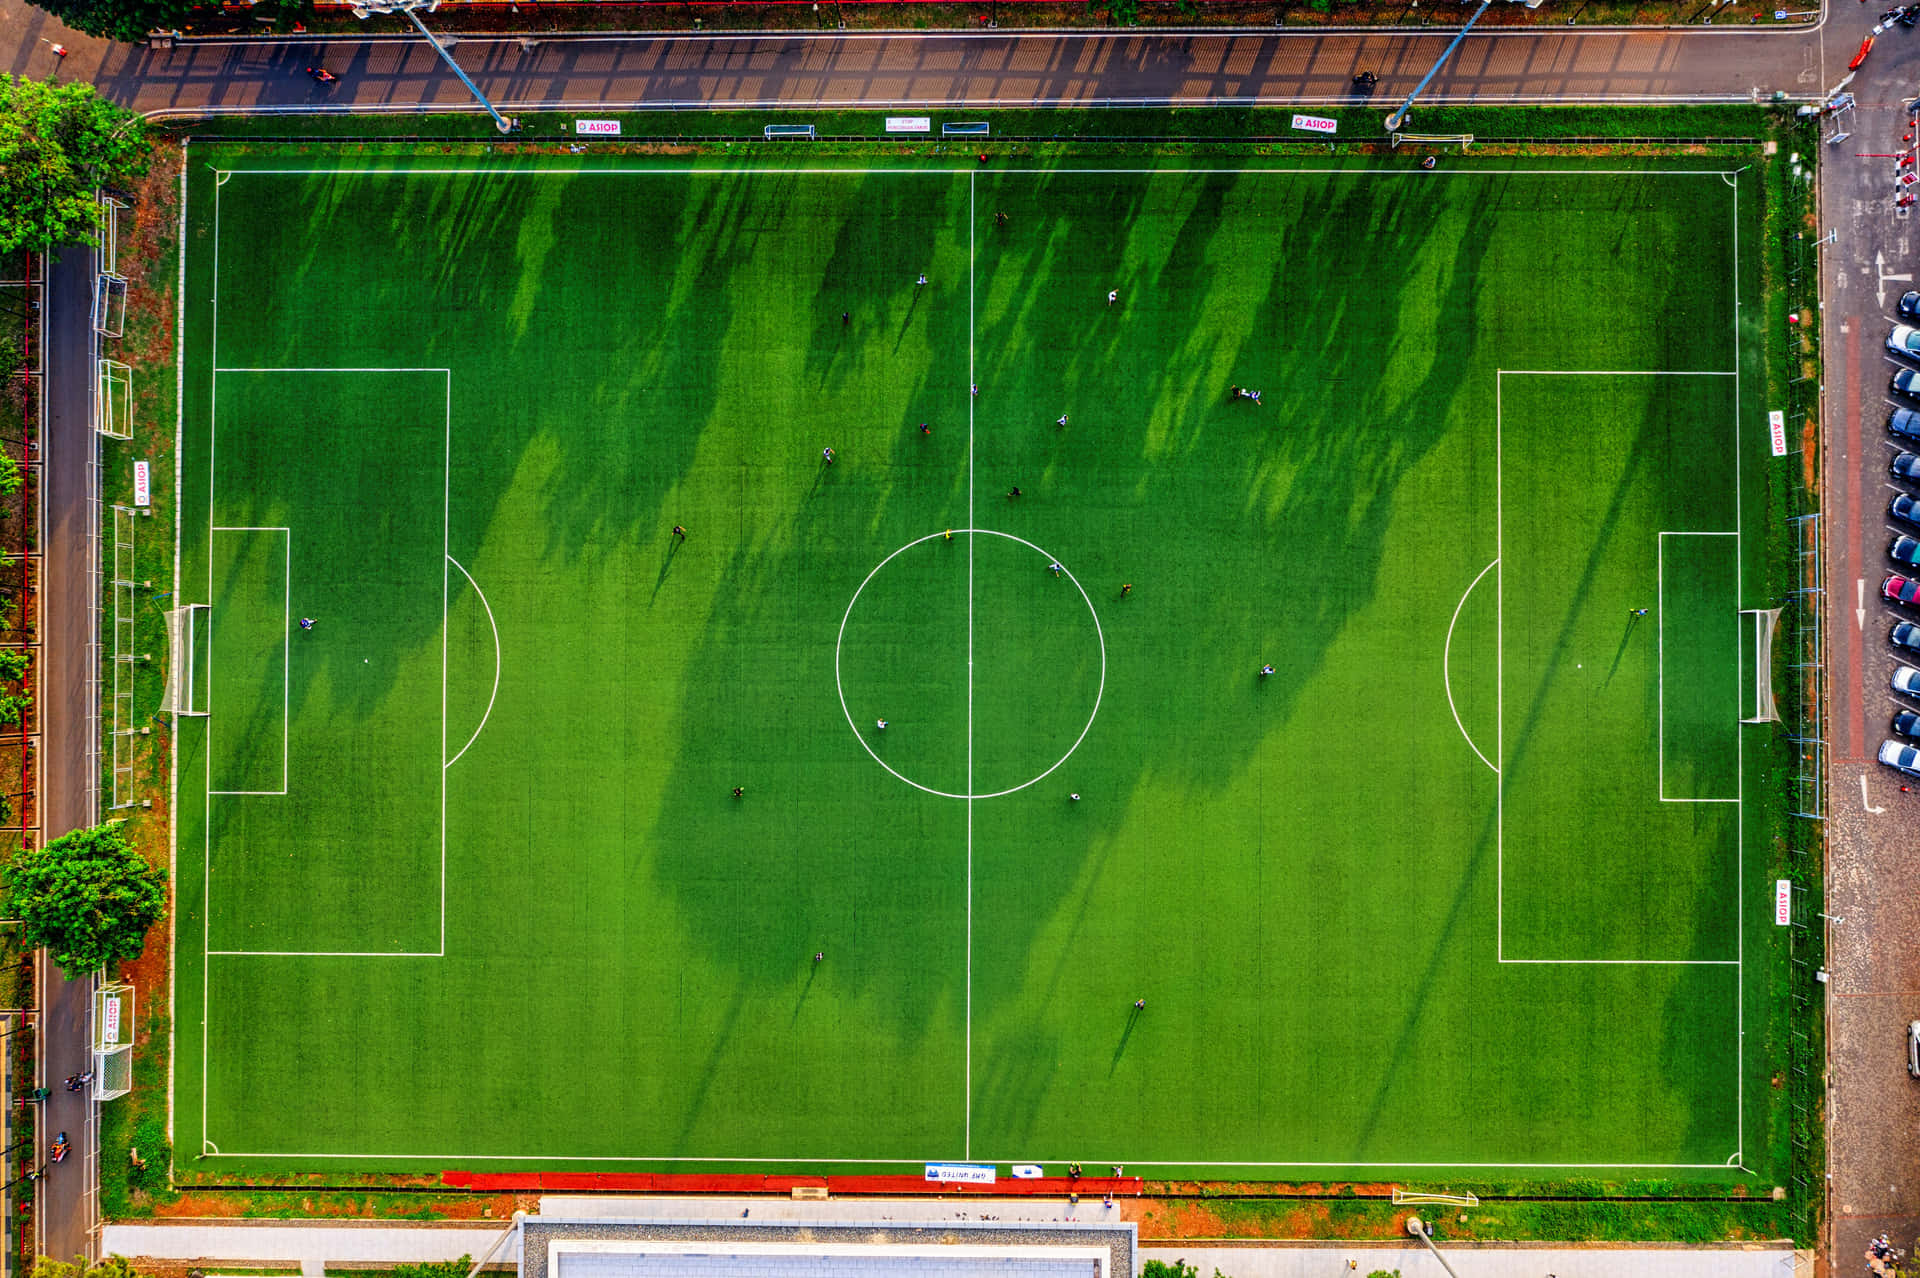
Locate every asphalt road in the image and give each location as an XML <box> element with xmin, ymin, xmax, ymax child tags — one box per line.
<box><xmin>2</xmin><ymin>0</ymin><xmax>1903</xmax><ymax>1270</ymax></box>
<box><xmin>38</xmin><ymin>243</ymin><xmax>98</xmax><ymax>1270</ymax></box>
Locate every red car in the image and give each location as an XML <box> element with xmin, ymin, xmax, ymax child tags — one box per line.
<box><xmin>1886</xmin><ymin>574</ymin><xmax>1920</xmax><ymax>606</ymax></box>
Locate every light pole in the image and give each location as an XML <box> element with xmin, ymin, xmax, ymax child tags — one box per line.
<box><xmin>1383</xmin><ymin>0</ymin><xmax>1495</xmax><ymax>133</ymax></box>
<box><xmin>350</xmin><ymin>0</ymin><xmax>518</xmax><ymax>134</ymax></box>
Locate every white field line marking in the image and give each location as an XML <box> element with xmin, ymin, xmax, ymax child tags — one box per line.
<box><xmin>202</xmin><ymin>365</ymin><xmax>451</xmax><ymax>1152</ymax></box>
<box><xmin>201</xmin><ymin>165</ymin><xmax>220</xmax><ymax>1155</ymax></box>
<box><xmin>443</xmin><ymin>555</ymin><xmax>501</xmax><ymax>770</ymax></box>
<box><xmin>832</xmin><ymin>530</ymin><xmax>1106</xmax><ymax>801</ymax></box>
<box><xmin>1443</xmin><ymin>557</ymin><xmax>1499</xmax><ymax>775</ymax></box>
<box><xmin>1499</xmin><ymin>369</ymin><xmax>1737</xmax><ymax>377</ymax></box>
<box><xmin>214</xmin><ymin>167</ymin><xmax>1750</xmax><ymax>178</ymax></box>
<box><xmin>205</xmin><ymin>526</ymin><xmax>290</xmax><ymax>797</ymax></box>
<box><xmin>168</xmin><ymin>140</ymin><xmax>189</xmax><ymax>1156</ymax></box>
<box><xmin>1657</xmin><ymin>530</ymin><xmax>1741</xmax><ymax>805</ymax></box>
<box><xmin>1496</xmin><ymin>370</ymin><xmax>1744</xmax><ymax>969</ymax></box>
<box><xmin>1730</xmin><ymin>171</ymin><xmax>1746</xmax><ymax>1170</ymax></box>
<box><xmin>965</xmin><ymin>168</ymin><xmax>975</xmax><ymax>1163</ymax></box>
<box><xmin>195</xmin><ymin>1150</ymin><xmax>1748</xmax><ymax>1168</ymax></box>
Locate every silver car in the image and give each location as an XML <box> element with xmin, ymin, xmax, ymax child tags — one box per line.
<box><xmin>1881</xmin><ymin>738</ymin><xmax>1920</xmax><ymax>776</ymax></box>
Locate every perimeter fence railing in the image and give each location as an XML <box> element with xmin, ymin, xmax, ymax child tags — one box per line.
<box><xmin>179</xmin><ymin>131</ymin><xmax>1774</xmax><ymax>147</ymax></box>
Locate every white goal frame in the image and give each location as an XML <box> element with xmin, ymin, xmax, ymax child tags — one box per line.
<box><xmin>98</xmin><ymin>359</ymin><xmax>132</xmax><ymax>441</ymax></box>
<box><xmin>92</xmin><ymin>981</ymin><xmax>133</xmax><ymax>1102</ymax></box>
<box><xmin>1742</xmin><ymin>606</ymin><xmax>1782</xmax><ymax>724</ymax></box>
<box><xmin>1391</xmin><ymin>133</ymin><xmax>1475</xmax><ymax>151</ymax></box>
<box><xmin>93</xmin><ymin>273</ymin><xmax>127</xmax><ymax>339</ymax></box>
<box><xmin>160</xmin><ymin>604</ymin><xmax>209</xmax><ymax>719</ymax></box>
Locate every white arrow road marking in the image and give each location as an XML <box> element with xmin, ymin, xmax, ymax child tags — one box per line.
<box><xmin>1864</xmin><ymin>773</ymin><xmax>1888</xmax><ymax>814</ymax></box>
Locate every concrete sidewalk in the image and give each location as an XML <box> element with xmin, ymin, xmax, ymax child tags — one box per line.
<box><xmin>1139</xmin><ymin>1243</ymin><xmax>1807</xmax><ymax>1278</ymax></box>
<box><xmin>102</xmin><ymin>1221</ymin><xmax>517</xmax><ymax>1277</ymax></box>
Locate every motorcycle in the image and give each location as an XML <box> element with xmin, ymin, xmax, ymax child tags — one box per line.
<box><xmin>305</xmin><ymin>65</ymin><xmax>338</xmax><ymax>84</ymax></box>
<box><xmin>49</xmin><ymin>1132</ymin><xmax>67</xmax><ymax>1164</ymax></box>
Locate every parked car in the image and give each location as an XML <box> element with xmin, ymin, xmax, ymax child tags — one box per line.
<box><xmin>1894</xmin><ymin>536</ymin><xmax>1920</xmax><ymax>566</ymax></box>
<box><xmin>1894</xmin><ymin>665</ymin><xmax>1920</xmax><ymax>696</ymax></box>
<box><xmin>1893</xmin><ymin>408</ymin><xmax>1920</xmax><ymax>443</ymax></box>
<box><xmin>1895</xmin><ymin>709</ymin><xmax>1920</xmax><ymax>737</ymax></box>
<box><xmin>1909</xmin><ymin>1021</ymin><xmax>1920</xmax><ymax>1078</ymax></box>
<box><xmin>1890</xmin><ymin>324</ymin><xmax>1920</xmax><ymax>360</ymax></box>
<box><xmin>1897</xmin><ymin>494</ymin><xmax>1920</xmax><ymax>527</ymax></box>
<box><xmin>1902</xmin><ymin>291</ymin><xmax>1920</xmax><ymax>322</ymax></box>
<box><xmin>1885</xmin><ymin>573</ymin><xmax>1920</xmax><ymax>606</ymax></box>
<box><xmin>1895</xmin><ymin>368</ymin><xmax>1920</xmax><ymax>401</ymax></box>
<box><xmin>1896</xmin><ymin>623</ymin><xmax>1920</xmax><ymax>656</ymax></box>
<box><xmin>1896</xmin><ymin>452</ymin><xmax>1920</xmax><ymax>482</ymax></box>
<box><xmin>1881</xmin><ymin>737</ymin><xmax>1920</xmax><ymax>777</ymax></box>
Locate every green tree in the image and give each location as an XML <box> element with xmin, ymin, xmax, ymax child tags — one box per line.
<box><xmin>0</xmin><ymin>691</ymin><xmax>32</xmax><ymax>727</ymax></box>
<box><xmin>392</xmin><ymin>1258</ymin><xmax>473</xmax><ymax>1278</ymax></box>
<box><xmin>5</xmin><ymin>822</ymin><xmax>165</xmax><ymax>976</ymax></box>
<box><xmin>33</xmin><ymin>1256</ymin><xmax>143</xmax><ymax>1278</ymax></box>
<box><xmin>0</xmin><ymin>76</ymin><xmax>146</xmax><ymax>254</ymax></box>
<box><xmin>0</xmin><ymin>649</ymin><xmax>29</xmax><ymax>683</ymax></box>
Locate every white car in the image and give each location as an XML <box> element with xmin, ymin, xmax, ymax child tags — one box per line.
<box><xmin>1897</xmin><ymin>666</ymin><xmax>1920</xmax><ymax>697</ymax></box>
<box><xmin>1892</xmin><ymin>325</ymin><xmax>1920</xmax><ymax>360</ymax></box>
<box><xmin>1881</xmin><ymin>738</ymin><xmax>1920</xmax><ymax>777</ymax></box>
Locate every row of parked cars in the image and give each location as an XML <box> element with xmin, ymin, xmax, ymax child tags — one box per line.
<box><xmin>1880</xmin><ymin>299</ymin><xmax>1920</xmax><ymax>776</ymax></box>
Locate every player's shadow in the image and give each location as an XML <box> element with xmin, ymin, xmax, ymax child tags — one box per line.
<box><xmin>1109</xmin><ymin>1006</ymin><xmax>1143</xmax><ymax>1076</ymax></box>
<box><xmin>791</xmin><ymin>962</ymin><xmax>822</xmax><ymax>1027</ymax></box>
<box><xmin>1603</xmin><ymin>614</ymin><xmax>1642</xmax><ymax>686</ymax></box>
<box><xmin>894</xmin><ymin>286</ymin><xmax>925</xmax><ymax>354</ymax></box>
<box><xmin>652</xmin><ymin>535</ymin><xmax>683</xmax><ymax>604</ymax></box>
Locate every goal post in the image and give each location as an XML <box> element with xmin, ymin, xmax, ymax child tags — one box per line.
<box><xmin>1744</xmin><ymin>606</ymin><xmax>1783</xmax><ymax>724</ymax></box>
<box><xmin>1390</xmin><ymin>133</ymin><xmax>1475</xmax><ymax>150</ymax></box>
<box><xmin>160</xmin><ymin>604</ymin><xmax>211</xmax><ymax>717</ymax></box>
<box><xmin>98</xmin><ymin>359</ymin><xmax>132</xmax><ymax>440</ymax></box>
<box><xmin>1393</xmin><ymin>1188</ymin><xmax>1480</xmax><ymax>1208</ymax></box>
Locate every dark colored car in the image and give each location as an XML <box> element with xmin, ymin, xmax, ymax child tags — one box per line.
<box><xmin>1895</xmin><ymin>622</ymin><xmax>1920</xmax><ymax>656</ymax></box>
<box><xmin>1893</xmin><ymin>408</ymin><xmax>1920</xmax><ymax>443</ymax></box>
<box><xmin>1895</xmin><ymin>536</ymin><xmax>1920</xmax><ymax>567</ymax></box>
<box><xmin>1895</xmin><ymin>709</ymin><xmax>1920</xmax><ymax>738</ymax></box>
<box><xmin>1896</xmin><ymin>368</ymin><xmax>1920</xmax><ymax>401</ymax></box>
<box><xmin>1902</xmin><ymin>291</ymin><xmax>1920</xmax><ymax>322</ymax></box>
<box><xmin>1886</xmin><ymin>573</ymin><xmax>1920</xmax><ymax>606</ymax></box>
<box><xmin>1897</xmin><ymin>452</ymin><xmax>1920</xmax><ymax>482</ymax></box>
<box><xmin>1897</xmin><ymin>494</ymin><xmax>1920</xmax><ymax>527</ymax></box>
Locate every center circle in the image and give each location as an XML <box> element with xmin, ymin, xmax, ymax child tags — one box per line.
<box><xmin>834</xmin><ymin>529</ymin><xmax>1107</xmax><ymax>800</ymax></box>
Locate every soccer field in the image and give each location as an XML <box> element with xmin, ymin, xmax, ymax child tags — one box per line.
<box><xmin>172</xmin><ymin>148</ymin><xmax>1778</xmax><ymax>1178</ymax></box>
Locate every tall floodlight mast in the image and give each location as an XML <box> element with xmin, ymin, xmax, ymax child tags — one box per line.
<box><xmin>351</xmin><ymin>0</ymin><xmax>518</xmax><ymax>134</ymax></box>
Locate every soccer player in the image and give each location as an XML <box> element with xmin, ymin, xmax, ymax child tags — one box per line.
<box><xmin>672</xmin><ymin>524</ymin><xmax>686</xmax><ymax>541</ymax></box>
<box><xmin>876</xmin><ymin>718</ymin><xmax>887</xmax><ymax>731</ymax></box>
<box><xmin>1121</xmin><ymin>583</ymin><xmax>1132</xmax><ymax>597</ymax></box>
<box><xmin>1259</xmin><ymin>664</ymin><xmax>1275</xmax><ymax>677</ymax></box>
<box><xmin>298</xmin><ymin>618</ymin><xmax>315</xmax><ymax>630</ymax></box>
<box><xmin>732</xmin><ymin>786</ymin><xmax>744</xmax><ymax>799</ymax></box>
<box><xmin>1007</xmin><ymin>486</ymin><xmax>1022</xmax><ymax>499</ymax></box>
<box><xmin>917</xmin><ymin>273</ymin><xmax>928</xmax><ymax>287</ymax></box>
<box><xmin>1056</xmin><ymin>414</ymin><xmax>1069</xmax><ymax>427</ymax></box>
<box><xmin>1049</xmin><ymin>562</ymin><xmax>1062</xmax><ymax>577</ymax></box>
<box><xmin>1107</xmin><ymin>290</ymin><xmax>1119</xmax><ymax>306</ymax></box>
<box><xmin>822</xmin><ymin>447</ymin><xmax>836</xmax><ymax>465</ymax></box>
<box><xmin>1631</xmin><ymin>607</ymin><xmax>1649</xmax><ymax>617</ymax></box>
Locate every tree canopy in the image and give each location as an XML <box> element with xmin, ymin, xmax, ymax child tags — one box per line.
<box><xmin>4</xmin><ymin>820</ymin><xmax>165</xmax><ymax>976</ymax></box>
<box><xmin>0</xmin><ymin>76</ymin><xmax>146</xmax><ymax>255</ymax></box>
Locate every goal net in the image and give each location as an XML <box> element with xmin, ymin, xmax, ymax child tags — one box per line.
<box><xmin>159</xmin><ymin>605</ymin><xmax>210</xmax><ymax>717</ymax></box>
<box><xmin>1390</xmin><ymin>133</ymin><xmax>1475</xmax><ymax>150</ymax></box>
<box><xmin>1745</xmin><ymin>606</ymin><xmax>1783</xmax><ymax>724</ymax></box>
<box><xmin>98</xmin><ymin>359</ymin><xmax>132</xmax><ymax>440</ymax></box>
<box><xmin>1393</xmin><ymin>1188</ymin><xmax>1480</xmax><ymax>1207</ymax></box>
<box><xmin>92</xmin><ymin>273</ymin><xmax>126</xmax><ymax>339</ymax></box>
<box><xmin>92</xmin><ymin>981</ymin><xmax>133</xmax><ymax>1101</ymax></box>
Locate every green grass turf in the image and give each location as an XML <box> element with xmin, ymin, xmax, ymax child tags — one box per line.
<box><xmin>172</xmin><ymin>151</ymin><xmax>1777</xmax><ymax>1178</ymax></box>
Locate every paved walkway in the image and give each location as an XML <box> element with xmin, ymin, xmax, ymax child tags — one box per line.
<box><xmin>103</xmin><ymin>1221</ymin><xmax>517</xmax><ymax>1276</ymax></box>
<box><xmin>1138</xmin><ymin>1243</ymin><xmax>1807</xmax><ymax>1277</ymax></box>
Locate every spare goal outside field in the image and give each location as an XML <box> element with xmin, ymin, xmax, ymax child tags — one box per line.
<box><xmin>1390</xmin><ymin>133</ymin><xmax>1475</xmax><ymax>151</ymax></box>
<box><xmin>92</xmin><ymin>981</ymin><xmax>134</xmax><ymax>1101</ymax></box>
